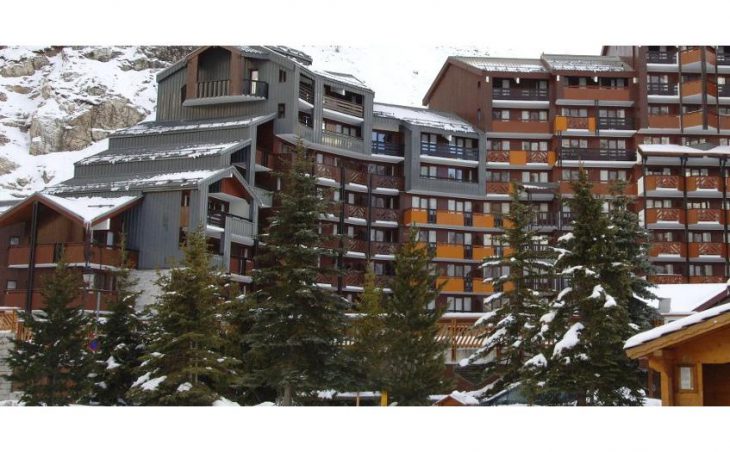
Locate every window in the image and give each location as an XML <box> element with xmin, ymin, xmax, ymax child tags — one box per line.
<box><xmin>644</xmin><ymin>136</ymin><xmax>672</xmax><ymax>145</ymax></box>
<box><xmin>522</xmin><ymin>171</ymin><xmax>549</xmax><ymax>183</ymax></box>
<box><xmin>561</xmin><ymin>169</ymin><xmax>581</xmax><ymax>181</ymax></box>
<box><xmin>599</xmin><ymin>169</ymin><xmax>627</xmax><ymax>181</ymax></box>
<box><xmin>486</xmin><ymin>171</ymin><xmax>510</xmax><ymax>182</ymax></box>
<box><xmin>600</xmin><ymin>139</ymin><xmax>627</xmax><ymax>149</ymax></box>
<box><xmin>646</xmin><ymin>199</ymin><xmax>673</xmax><ymax>209</ymax></box>
<box><xmin>598</xmin><ymin>108</ymin><xmax>625</xmax><ymax>118</ymax></box>
<box><xmin>492</xmin><ymin>110</ymin><xmax>510</xmax><ymax>121</ymax></box>
<box><xmin>561</xmin><ymin>107</ymin><xmax>588</xmax><ymax>117</ymax></box>
<box><xmin>298</xmin><ymin>111</ymin><xmax>313</xmax><ymax>127</ymax></box>
<box><xmin>521</xmin><ymin>110</ymin><xmax>548</xmax><ymax>121</ymax></box>
<box><xmin>420</xmin><ymin>165</ymin><xmax>438</xmax><ymax>179</ymax></box>
<box><xmin>6</xmin><ymin>280</ymin><xmax>16</xmax><ymax>290</ymax></box>
<box><xmin>690</xmin><ymin>264</ymin><xmax>714</xmax><ymax>276</ymax></box>
<box><xmin>521</xmin><ymin>141</ymin><xmax>548</xmax><ymax>151</ymax></box>
<box><xmin>446</xmin><ymin>296</ymin><xmax>473</xmax><ymax>312</ymax></box>
<box><xmin>9</xmin><ymin>236</ymin><xmax>19</xmax><ymax>246</ymax></box>
<box><xmin>562</xmin><ymin>138</ymin><xmax>588</xmax><ymax>149</ymax></box>
<box><xmin>277</xmin><ymin>103</ymin><xmax>286</xmax><ymax>119</ymax></box>
<box><xmin>678</xmin><ymin>366</ymin><xmax>694</xmax><ymax>391</ymax></box>
<box><xmin>649</xmin><ymin>105</ymin><xmax>671</xmax><ymax>115</ymax></box>
<box><xmin>646</xmin><ymin>167</ymin><xmax>672</xmax><ymax>175</ymax></box>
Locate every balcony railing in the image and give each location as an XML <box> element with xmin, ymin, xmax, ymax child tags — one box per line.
<box><xmin>299</xmin><ymin>83</ymin><xmax>314</xmax><ymax>103</ymax></box>
<box><xmin>207</xmin><ymin>211</ymin><xmax>254</xmax><ymax>237</ymax></box>
<box><xmin>492</xmin><ymin>87</ymin><xmax>548</xmax><ymax>101</ymax></box>
<box><xmin>8</xmin><ymin>243</ymin><xmax>138</xmax><ymax>269</ymax></box>
<box><xmin>719</xmin><ymin>84</ymin><xmax>730</xmax><ymax>97</ymax></box>
<box><xmin>560</xmin><ymin>148</ymin><xmax>636</xmax><ymax>161</ymax></box>
<box><xmin>344</xmin><ymin>204</ymin><xmax>368</xmax><ymax>219</ymax></box>
<box><xmin>371</xmin><ymin>142</ymin><xmax>403</xmax><ymax>156</ymax></box>
<box><xmin>229</xmin><ymin>256</ymin><xmax>254</xmax><ymax>276</ymax></box>
<box><xmin>718</xmin><ymin>53</ymin><xmax>730</xmax><ymax>65</ymax></box>
<box><xmin>4</xmin><ymin>289</ymin><xmax>116</xmax><ymax>311</ymax></box>
<box><xmin>242</xmin><ymin>79</ymin><xmax>269</xmax><ymax>98</ymax></box>
<box><xmin>650</xmin><ymin>242</ymin><xmax>684</xmax><ymax>257</ymax></box>
<box><xmin>371</xmin><ymin>207</ymin><xmax>399</xmax><ymax>222</ymax></box>
<box><xmin>689</xmin><ymin>242</ymin><xmax>725</xmax><ymax>258</ymax></box>
<box><xmin>597</xmin><ymin>117</ymin><xmax>634</xmax><ymax>130</ymax></box>
<box><xmin>323</xmin><ymin>96</ymin><xmax>364</xmax><ymax>118</ymax></box>
<box><xmin>196</xmin><ymin>79</ymin><xmax>268</xmax><ymax>99</ymax></box>
<box><xmin>420</xmin><ymin>143</ymin><xmax>478</xmax><ymax>161</ymax></box>
<box><xmin>314</xmin><ymin>162</ymin><xmax>341</xmax><ymax>182</ymax></box>
<box><xmin>371</xmin><ymin>241</ymin><xmax>397</xmax><ymax>255</ymax></box>
<box><xmin>649</xmin><ymin>274</ymin><xmax>686</xmax><ymax>284</ymax></box>
<box><xmin>687</xmin><ymin>176</ymin><xmax>720</xmax><ymax>191</ymax></box>
<box><xmin>321</xmin><ymin>130</ymin><xmax>364</xmax><ymax>153</ymax></box>
<box><xmin>371</xmin><ymin>174</ymin><xmax>403</xmax><ymax>190</ymax></box>
<box><xmin>647</xmin><ymin>51</ymin><xmax>677</xmax><ymax>64</ymax></box>
<box><xmin>647</xmin><ymin>82</ymin><xmax>678</xmax><ymax>96</ymax></box>
<box><xmin>645</xmin><ymin>174</ymin><xmax>683</xmax><ymax>191</ymax></box>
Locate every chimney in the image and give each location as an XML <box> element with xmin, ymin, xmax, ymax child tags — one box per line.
<box><xmin>658</xmin><ymin>297</ymin><xmax>671</xmax><ymax>314</ymax></box>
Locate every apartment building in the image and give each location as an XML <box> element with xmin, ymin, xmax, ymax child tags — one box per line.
<box><xmin>1</xmin><ymin>45</ymin><xmax>729</xmax><ymax>326</ymax></box>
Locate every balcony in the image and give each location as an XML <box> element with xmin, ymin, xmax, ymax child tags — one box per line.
<box><xmin>371</xmin><ymin>174</ymin><xmax>403</xmax><ymax>191</ymax></box>
<box><xmin>687</xmin><ymin>208</ymin><xmax>724</xmax><ymax>226</ymax></box>
<box><xmin>719</xmin><ymin>52</ymin><xmax>730</xmax><ymax>65</ymax></box>
<box><xmin>420</xmin><ymin>142</ymin><xmax>478</xmax><ymax>161</ymax></box>
<box><xmin>720</xmin><ymin>84</ymin><xmax>730</xmax><ymax>98</ymax></box>
<box><xmin>7</xmin><ymin>243</ymin><xmax>138</xmax><ymax>269</ymax></box>
<box><xmin>679</xmin><ymin>48</ymin><xmax>704</xmax><ymax>68</ymax></box>
<box><xmin>491</xmin><ymin>119</ymin><xmax>550</xmax><ymax>134</ymax></box>
<box><xmin>597</xmin><ymin>117</ymin><xmax>634</xmax><ymax>130</ymax></box>
<box><xmin>560</xmin><ymin>148</ymin><xmax>636</xmax><ymax>161</ymax></box>
<box><xmin>371</xmin><ymin>207</ymin><xmax>399</xmax><ymax>223</ymax></box>
<box><xmin>299</xmin><ymin>83</ymin><xmax>314</xmax><ymax>104</ymax></box>
<box><xmin>436</xmin><ymin>244</ymin><xmax>465</xmax><ymax>259</ymax></box>
<box><xmin>689</xmin><ymin>275</ymin><xmax>726</xmax><ymax>284</ymax></box>
<box><xmin>343</xmin><ymin>271</ymin><xmax>365</xmax><ymax>287</ymax></box>
<box><xmin>344</xmin><ymin>168</ymin><xmax>367</xmax><ymax>186</ymax></box>
<box><xmin>207</xmin><ymin>211</ymin><xmax>255</xmax><ymax>238</ymax></box>
<box><xmin>688</xmin><ymin>242</ymin><xmax>726</xmax><ymax>259</ymax></box>
<box><xmin>473</xmin><ymin>213</ymin><xmax>496</xmax><ymax>228</ymax></box>
<box><xmin>647</xmin><ymin>114</ymin><xmax>680</xmax><ymax>129</ymax></box>
<box><xmin>487</xmin><ymin>150</ymin><xmax>555</xmax><ymax>166</ymax></box>
<box><xmin>194</xmin><ymin>79</ymin><xmax>268</xmax><ymax>101</ymax></box>
<box><xmin>686</xmin><ymin>176</ymin><xmax>721</xmax><ymax>193</ymax></box>
<box><xmin>371</xmin><ymin>241</ymin><xmax>397</xmax><ymax>256</ymax></box>
<box><xmin>559</xmin><ymin>180</ymin><xmax>634</xmax><ymax>196</ymax></box>
<box><xmin>645</xmin><ymin>208</ymin><xmax>685</xmax><ymax>225</ymax></box>
<box><xmin>403</xmin><ymin>208</ymin><xmax>428</xmax><ymax>225</ymax></box>
<box><xmin>647</xmin><ymin>51</ymin><xmax>677</xmax><ymax>64</ymax></box>
<box><xmin>437</xmin><ymin>277</ymin><xmax>465</xmax><ymax>292</ymax></box>
<box><xmin>343</xmin><ymin>238</ymin><xmax>368</xmax><ymax>255</ymax></box>
<box><xmin>492</xmin><ymin>87</ymin><xmax>548</xmax><ymax>101</ymax></box>
<box><xmin>3</xmin><ymin>289</ymin><xmax>115</xmax><ymax>311</ymax></box>
<box><xmin>344</xmin><ymin>204</ymin><xmax>368</xmax><ymax>220</ymax></box>
<box><xmin>681</xmin><ymin>79</ymin><xmax>717</xmax><ymax>100</ymax></box>
<box><xmin>321</xmin><ymin>130</ymin><xmax>364</xmax><ymax>153</ymax></box>
<box><xmin>436</xmin><ymin>211</ymin><xmax>465</xmax><ymax>226</ymax></box>
<box><xmin>229</xmin><ymin>256</ymin><xmax>254</xmax><ymax>278</ymax></box>
<box><xmin>649</xmin><ymin>275</ymin><xmax>686</xmax><ymax>284</ymax></box>
<box><xmin>472</xmin><ymin>278</ymin><xmax>494</xmax><ymax>293</ymax></box>
<box><xmin>644</xmin><ymin>175</ymin><xmax>684</xmax><ymax>192</ymax></box>
<box><xmin>486</xmin><ymin>182</ymin><xmax>512</xmax><ymax>195</ymax></box>
<box><xmin>314</xmin><ymin>162</ymin><xmax>341</xmax><ymax>183</ymax></box>
<box><xmin>371</xmin><ymin>142</ymin><xmax>403</xmax><ymax>156</ymax></box>
<box><xmin>719</xmin><ymin>115</ymin><xmax>730</xmax><ymax>130</ymax></box>
<box><xmin>649</xmin><ymin>242</ymin><xmax>685</xmax><ymax>258</ymax></box>
<box><xmin>323</xmin><ymin>96</ymin><xmax>364</xmax><ymax>118</ymax></box>
<box><xmin>647</xmin><ymin>82</ymin><xmax>678</xmax><ymax>96</ymax></box>
<box><xmin>560</xmin><ymin>86</ymin><xmax>631</xmax><ymax>102</ymax></box>
<box><xmin>554</xmin><ymin>116</ymin><xmax>596</xmax><ymax>132</ymax></box>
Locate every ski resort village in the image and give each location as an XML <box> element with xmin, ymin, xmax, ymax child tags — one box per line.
<box><xmin>3</xmin><ymin>44</ymin><xmax>730</xmax><ymax>407</ymax></box>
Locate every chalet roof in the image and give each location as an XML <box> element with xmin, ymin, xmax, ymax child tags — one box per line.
<box><xmin>312</xmin><ymin>69</ymin><xmax>370</xmax><ymax>90</ymax></box>
<box><xmin>541</xmin><ymin>54</ymin><xmax>633</xmax><ymax>73</ymax></box>
<box><xmin>46</xmin><ymin>169</ymin><xmax>223</xmax><ymax>196</ymax></box>
<box><xmin>640</xmin><ymin>283</ymin><xmax>730</xmax><ymax>316</ymax></box>
<box><xmin>625</xmin><ymin>301</ymin><xmax>730</xmax><ymax>353</ymax></box>
<box><xmin>373</xmin><ymin>102</ymin><xmax>477</xmax><ymax>134</ymax></box>
<box><xmin>77</xmin><ymin>141</ymin><xmax>244</xmax><ymax>166</ymax></box>
<box><xmin>0</xmin><ymin>192</ymin><xmax>140</xmax><ymax>227</ymax></box>
<box><xmin>454</xmin><ymin>57</ymin><xmax>548</xmax><ymax>74</ymax></box>
<box><xmin>264</xmin><ymin>45</ymin><xmax>312</xmax><ymax>66</ymax></box>
<box><xmin>112</xmin><ymin>115</ymin><xmax>274</xmax><ymax>137</ymax></box>
<box><xmin>638</xmin><ymin>143</ymin><xmax>730</xmax><ymax>157</ymax></box>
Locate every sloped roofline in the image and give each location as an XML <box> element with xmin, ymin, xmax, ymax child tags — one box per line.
<box><xmin>422</xmin><ymin>56</ymin><xmax>484</xmax><ymax>106</ymax></box>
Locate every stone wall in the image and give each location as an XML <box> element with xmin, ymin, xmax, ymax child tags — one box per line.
<box><xmin>0</xmin><ymin>332</ymin><xmax>13</xmax><ymax>401</ymax></box>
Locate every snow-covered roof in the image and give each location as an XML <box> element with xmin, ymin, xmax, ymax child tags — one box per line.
<box><xmin>639</xmin><ymin>144</ymin><xmax>730</xmax><ymax>156</ymax></box>
<box><xmin>113</xmin><ymin>115</ymin><xmax>272</xmax><ymax>137</ymax></box>
<box><xmin>39</xmin><ymin>193</ymin><xmax>139</xmax><ymax>225</ymax></box>
<box><xmin>264</xmin><ymin>45</ymin><xmax>312</xmax><ymax>66</ymax></box>
<box><xmin>455</xmin><ymin>57</ymin><xmax>547</xmax><ymax>73</ymax></box>
<box><xmin>641</xmin><ymin>283</ymin><xmax>729</xmax><ymax>315</ymax></box>
<box><xmin>625</xmin><ymin>302</ymin><xmax>730</xmax><ymax>350</ymax></box>
<box><xmin>314</xmin><ymin>69</ymin><xmax>370</xmax><ymax>90</ymax></box>
<box><xmin>373</xmin><ymin>102</ymin><xmax>477</xmax><ymax>133</ymax></box>
<box><xmin>77</xmin><ymin>142</ymin><xmax>242</xmax><ymax>166</ymax></box>
<box><xmin>47</xmin><ymin>169</ymin><xmax>221</xmax><ymax>195</ymax></box>
<box><xmin>432</xmin><ymin>390</ymin><xmax>480</xmax><ymax>406</ymax></box>
<box><xmin>541</xmin><ymin>54</ymin><xmax>633</xmax><ymax>73</ymax></box>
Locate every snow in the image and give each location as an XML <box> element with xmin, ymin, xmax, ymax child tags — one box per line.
<box><xmin>561</xmin><ymin>266</ymin><xmax>596</xmax><ymax>276</ymax></box>
<box><xmin>47</xmin><ymin>169</ymin><xmax>220</xmax><ymax>195</ymax></box>
<box><xmin>176</xmin><ymin>382</ymin><xmax>192</xmax><ymax>392</ymax></box>
<box><xmin>557</xmin><ymin>287</ymin><xmax>572</xmax><ymax>301</ymax></box>
<box><xmin>38</xmin><ymin>193</ymin><xmax>138</xmax><ymax>224</ymax></box>
<box><xmin>434</xmin><ymin>391</ymin><xmax>480</xmax><ymax>406</ymax></box>
<box><xmin>475</xmin><ymin>311</ymin><xmax>498</xmax><ymax>327</ymax></box>
<box><xmin>553</xmin><ymin>322</ymin><xmax>584</xmax><ymax>357</ymax></box>
<box><xmin>638</xmin><ymin>283</ymin><xmax>728</xmax><ymax>315</ymax></box>
<box><xmin>625</xmin><ymin>302</ymin><xmax>730</xmax><ymax>350</ymax></box>
<box><xmin>455</xmin><ymin>56</ymin><xmax>546</xmax><ymax>73</ymax></box>
<box><xmin>78</xmin><ymin>142</ymin><xmax>239</xmax><ymax>165</ymax></box>
<box><xmin>524</xmin><ymin>353</ymin><xmax>547</xmax><ymax>368</ymax></box>
<box><xmin>212</xmin><ymin>397</ymin><xmax>240</xmax><ymax>407</ymax></box>
<box><xmin>117</xmin><ymin>116</ymin><xmax>269</xmax><ymax>136</ymax></box>
<box><xmin>131</xmin><ymin>372</ymin><xmax>167</xmax><ymax>391</ymax></box>
<box><xmin>639</xmin><ymin>144</ymin><xmax>730</xmax><ymax>157</ymax></box>
<box><xmin>542</xmin><ymin>54</ymin><xmax>632</xmax><ymax>72</ymax></box>
<box><xmin>374</xmin><ymin>102</ymin><xmax>476</xmax><ymax>133</ymax></box>
<box><xmin>105</xmin><ymin>356</ymin><xmax>120</xmax><ymax>370</ymax></box>
<box><xmin>557</xmin><ymin>232</ymin><xmax>574</xmax><ymax>242</ymax></box>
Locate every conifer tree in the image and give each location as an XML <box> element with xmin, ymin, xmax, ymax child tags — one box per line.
<box><xmin>463</xmin><ymin>183</ymin><xmax>555</xmax><ymax>402</ymax></box>
<box><xmin>541</xmin><ymin>170</ymin><xmax>644</xmax><ymax>406</ymax></box>
<box><xmin>243</xmin><ymin>140</ymin><xmax>349</xmax><ymax>406</ymax></box>
<box><xmin>6</xmin><ymin>257</ymin><xmax>92</xmax><ymax>405</ymax></box>
<box><xmin>378</xmin><ymin>227</ymin><xmax>448</xmax><ymax>405</ymax></box>
<box><xmin>608</xmin><ymin>181</ymin><xmax>660</xmax><ymax>332</ymax></box>
<box><xmin>87</xmin><ymin>237</ymin><xmax>145</xmax><ymax>406</ymax></box>
<box><xmin>126</xmin><ymin>229</ymin><xmax>241</xmax><ymax>406</ymax></box>
<box><xmin>347</xmin><ymin>262</ymin><xmax>387</xmax><ymax>394</ymax></box>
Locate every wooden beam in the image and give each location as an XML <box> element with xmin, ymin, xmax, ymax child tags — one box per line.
<box><xmin>186</xmin><ymin>55</ymin><xmax>198</xmax><ymax>100</ymax></box>
<box><xmin>229</xmin><ymin>52</ymin><xmax>242</xmax><ymax>96</ymax></box>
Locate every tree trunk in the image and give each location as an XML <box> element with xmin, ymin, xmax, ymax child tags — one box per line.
<box><xmin>281</xmin><ymin>383</ymin><xmax>292</xmax><ymax>406</ymax></box>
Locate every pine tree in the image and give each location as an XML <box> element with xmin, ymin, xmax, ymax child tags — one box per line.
<box><xmin>347</xmin><ymin>262</ymin><xmax>387</xmax><ymax>395</ymax></box>
<box><xmin>243</xmin><ymin>140</ymin><xmax>349</xmax><ymax>406</ymax></box>
<box><xmin>87</xmin><ymin>237</ymin><xmax>145</xmax><ymax>405</ymax></box>
<box><xmin>378</xmin><ymin>227</ymin><xmax>448</xmax><ymax>406</ymax></box>
<box><xmin>541</xmin><ymin>169</ymin><xmax>644</xmax><ymax>406</ymax></box>
<box><xmin>126</xmin><ymin>229</ymin><xmax>241</xmax><ymax>406</ymax></box>
<box><xmin>463</xmin><ymin>183</ymin><xmax>555</xmax><ymax>403</ymax></box>
<box><xmin>6</xmin><ymin>256</ymin><xmax>92</xmax><ymax>405</ymax></box>
<box><xmin>608</xmin><ymin>181</ymin><xmax>660</xmax><ymax>332</ymax></box>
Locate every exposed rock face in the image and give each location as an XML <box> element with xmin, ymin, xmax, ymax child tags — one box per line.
<box><xmin>0</xmin><ymin>156</ymin><xmax>17</xmax><ymax>175</ymax></box>
<box><xmin>0</xmin><ymin>54</ymin><xmax>49</xmax><ymax>77</ymax></box>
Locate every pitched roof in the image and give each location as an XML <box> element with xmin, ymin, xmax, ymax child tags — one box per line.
<box><xmin>77</xmin><ymin>142</ymin><xmax>243</xmax><ymax>166</ymax></box>
<box><xmin>112</xmin><ymin>115</ymin><xmax>273</xmax><ymax>137</ymax></box>
<box><xmin>541</xmin><ymin>54</ymin><xmax>633</xmax><ymax>72</ymax></box>
<box><xmin>46</xmin><ymin>169</ymin><xmax>223</xmax><ymax>195</ymax></box>
<box><xmin>0</xmin><ymin>192</ymin><xmax>140</xmax><ymax>227</ymax></box>
<box><xmin>373</xmin><ymin>102</ymin><xmax>476</xmax><ymax>133</ymax></box>
<box><xmin>454</xmin><ymin>57</ymin><xmax>548</xmax><ymax>73</ymax></box>
<box><xmin>639</xmin><ymin>143</ymin><xmax>730</xmax><ymax>157</ymax></box>
<box><xmin>641</xmin><ymin>283</ymin><xmax>730</xmax><ymax>315</ymax></box>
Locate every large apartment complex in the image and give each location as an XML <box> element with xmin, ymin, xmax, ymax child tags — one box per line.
<box><xmin>1</xmin><ymin>45</ymin><xmax>730</xmax><ymax>338</ymax></box>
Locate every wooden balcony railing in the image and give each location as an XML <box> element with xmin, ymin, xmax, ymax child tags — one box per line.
<box><xmin>371</xmin><ymin>142</ymin><xmax>403</xmax><ymax>156</ymax></box>
<box><xmin>683</xmin><ymin>110</ymin><xmax>704</xmax><ymax>128</ymax></box>
<box><xmin>371</xmin><ymin>207</ymin><xmax>398</xmax><ymax>222</ymax></box>
<box><xmin>649</xmin><ymin>242</ymin><xmax>684</xmax><ymax>257</ymax></box>
<box><xmin>646</xmin><ymin>208</ymin><xmax>684</xmax><ymax>224</ymax></box>
<box><xmin>689</xmin><ymin>275</ymin><xmax>726</xmax><ymax>284</ymax></box>
<box><xmin>688</xmin><ymin>242</ymin><xmax>725</xmax><ymax>258</ymax></box>
<box><xmin>229</xmin><ymin>256</ymin><xmax>254</xmax><ymax>276</ymax></box>
<box><xmin>343</xmin><ymin>238</ymin><xmax>368</xmax><ymax>254</ymax></box>
<box><xmin>371</xmin><ymin>241</ymin><xmax>397</xmax><ymax>255</ymax></box>
<box><xmin>299</xmin><ymin>83</ymin><xmax>314</xmax><ymax>103</ymax></box>
<box><xmin>554</xmin><ymin>116</ymin><xmax>596</xmax><ymax>131</ymax></box>
<box><xmin>492</xmin><ymin>119</ymin><xmax>551</xmax><ymax>134</ymax></box>
<box><xmin>323</xmin><ymin>96</ymin><xmax>364</xmax><ymax>118</ymax></box>
<box><xmin>645</xmin><ymin>175</ymin><xmax>683</xmax><ymax>191</ymax></box>
<box><xmin>649</xmin><ymin>275</ymin><xmax>686</xmax><ymax>284</ymax></box>
<box><xmin>196</xmin><ymin>79</ymin><xmax>268</xmax><ymax>99</ymax></box>
<box><xmin>686</xmin><ymin>176</ymin><xmax>720</xmax><ymax>191</ymax></box>
<box><xmin>680</xmin><ymin>48</ymin><xmax>703</xmax><ymax>66</ymax></box>
<box><xmin>371</xmin><ymin>174</ymin><xmax>403</xmax><ymax>191</ymax></box>
<box><xmin>4</xmin><ymin>289</ymin><xmax>115</xmax><ymax>311</ymax></box>
<box><xmin>561</xmin><ymin>86</ymin><xmax>631</xmax><ymax>101</ymax></box>
<box><xmin>8</xmin><ymin>243</ymin><xmax>138</xmax><ymax>269</ymax></box>
<box><xmin>492</xmin><ymin>87</ymin><xmax>548</xmax><ymax>100</ymax></box>
<box><xmin>343</xmin><ymin>271</ymin><xmax>365</xmax><ymax>287</ymax></box>
<box><xmin>314</xmin><ymin>162</ymin><xmax>341</xmax><ymax>182</ymax></box>
<box><xmin>344</xmin><ymin>204</ymin><xmax>367</xmax><ymax>219</ymax></box>
<box><xmin>321</xmin><ymin>130</ymin><xmax>364</xmax><ymax>153</ymax></box>
<box><xmin>344</xmin><ymin>168</ymin><xmax>367</xmax><ymax>185</ymax></box>
<box><xmin>0</xmin><ymin>309</ymin><xmax>31</xmax><ymax>341</ymax></box>
<box><xmin>647</xmin><ymin>51</ymin><xmax>677</xmax><ymax>64</ymax></box>
<box><xmin>648</xmin><ymin>114</ymin><xmax>680</xmax><ymax>129</ymax></box>
<box><xmin>420</xmin><ymin>143</ymin><xmax>478</xmax><ymax>161</ymax></box>
<box><xmin>486</xmin><ymin>182</ymin><xmax>511</xmax><ymax>195</ymax></box>
<box><xmin>687</xmin><ymin>209</ymin><xmax>723</xmax><ymax>224</ymax></box>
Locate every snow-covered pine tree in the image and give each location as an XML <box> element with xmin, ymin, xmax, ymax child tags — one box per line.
<box><xmin>462</xmin><ymin>183</ymin><xmax>555</xmax><ymax>403</ymax></box>
<box><xmin>608</xmin><ymin>181</ymin><xmax>660</xmax><ymax>332</ymax></box>
<box><xmin>126</xmin><ymin>230</ymin><xmax>241</xmax><ymax>406</ymax></box>
<box><xmin>6</xmin><ymin>256</ymin><xmax>92</xmax><ymax>405</ymax></box>
<box><xmin>541</xmin><ymin>169</ymin><xmax>644</xmax><ymax>406</ymax></box>
<box><xmin>243</xmin><ymin>140</ymin><xmax>349</xmax><ymax>406</ymax></box>
<box><xmin>379</xmin><ymin>227</ymin><xmax>448</xmax><ymax>406</ymax></box>
<box><xmin>347</xmin><ymin>262</ymin><xmax>387</xmax><ymax>395</ymax></box>
<box><xmin>87</xmin><ymin>237</ymin><xmax>145</xmax><ymax>406</ymax></box>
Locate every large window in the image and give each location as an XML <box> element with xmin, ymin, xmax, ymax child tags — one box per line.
<box><xmin>678</xmin><ymin>366</ymin><xmax>695</xmax><ymax>391</ymax></box>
